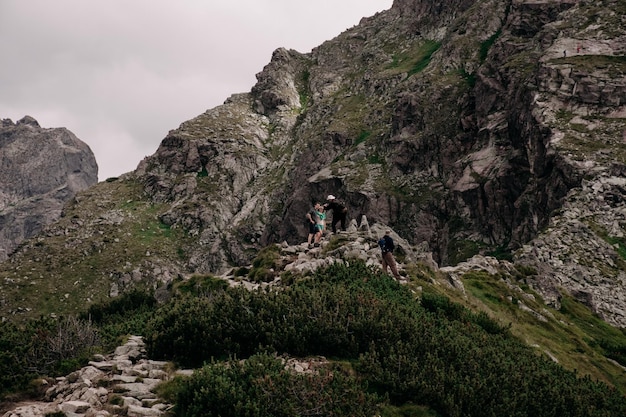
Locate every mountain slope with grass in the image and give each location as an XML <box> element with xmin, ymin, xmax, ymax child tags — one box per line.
<box><xmin>2</xmin><ymin>0</ymin><xmax>625</xmax><ymax>326</ymax></box>
<box><xmin>1</xmin><ymin>0</ymin><xmax>626</xmax><ymax>413</ymax></box>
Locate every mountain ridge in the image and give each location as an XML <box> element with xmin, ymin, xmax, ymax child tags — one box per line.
<box><xmin>1</xmin><ymin>0</ymin><xmax>626</xmax><ymax>348</ymax></box>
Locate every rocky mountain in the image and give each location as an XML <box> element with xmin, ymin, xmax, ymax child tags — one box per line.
<box><xmin>0</xmin><ymin>0</ymin><xmax>625</xmax><ymax>336</ymax></box>
<box><xmin>0</xmin><ymin>116</ymin><xmax>98</xmax><ymax>261</ymax></box>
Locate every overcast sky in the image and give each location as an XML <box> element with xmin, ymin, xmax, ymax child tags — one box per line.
<box><xmin>0</xmin><ymin>1</ymin><xmax>393</xmax><ymax>181</ymax></box>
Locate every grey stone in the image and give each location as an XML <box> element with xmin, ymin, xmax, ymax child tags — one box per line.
<box><xmin>0</xmin><ymin>116</ymin><xmax>97</xmax><ymax>261</ymax></box>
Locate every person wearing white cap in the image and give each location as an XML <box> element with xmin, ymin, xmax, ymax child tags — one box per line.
<box><xmin>323</xmin><ymin>194</ymin><xmax>348</xmax><ymax>233</ymax></box>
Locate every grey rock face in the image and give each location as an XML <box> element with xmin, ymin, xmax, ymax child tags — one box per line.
<box><xmin>0</xmin><ymin>116</ymin><xmax>98</xmax><ymax>260</ymax></box>
<box><xmin>132</xmin><ymin>0</ymin><xmax>626</xmax><ymax>326</ymax></box>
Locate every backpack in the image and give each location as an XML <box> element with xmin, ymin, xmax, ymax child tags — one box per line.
<box><xmin>378</xmin><ymin>238</ymin><xmax>387</xmax><ymax>252</ymax></box>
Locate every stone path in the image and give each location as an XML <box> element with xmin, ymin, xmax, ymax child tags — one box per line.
<box><xmin>3</xmin><ymin>336</ymin><xmax>175</xmax><ymax>417</ymax></box>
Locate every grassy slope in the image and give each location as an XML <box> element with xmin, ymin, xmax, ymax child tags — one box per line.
<box><xmin>0</xmin><ymin>177</ymin><xmax>189</xmax><ymax>320</ymax></box>
<box><xmin>406</xmin><ymin>265</ymin><xmax>626</xmax><ymax>393</ymax></box>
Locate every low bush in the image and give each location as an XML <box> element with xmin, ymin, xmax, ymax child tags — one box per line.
<box><xmin>0</xmin><ymin>316</ymin><xmax>99</xmax><ymax>399</ymax></box>
<box><xmin>168</xmin><ymin>353</ymin><xmax>377</xmax><ymax>417</ymax></box>
<box><xmin>144</xmin><ymin>261</ymin><xmax>626</xmax><ymax>417</ymax></box>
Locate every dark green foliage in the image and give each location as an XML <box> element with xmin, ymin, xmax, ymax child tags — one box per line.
<box><xmin>597</xmin><ymin>338</ymin><xmax>626</xmax><ymax>366</ymax></box>
<box><xmin>197</xmin><ymin>166</ymin><xmax>208</xmax><ymax>177</ymax></box>
<box><xmin>409</xmin><ymin>41</ymin><xmax>441</xmax><ymax>75</ymax></box>
<box><xmin>559</xmin><ymin>295</ymin><xmax>626</xmax><ymax>368</ymax></box>
<box><xmin>4</xmin><ymin>262</ymin><xmax>626</xmax><ymax>416</ymax></box>
<box><xmin>0</xmin><ymin>321</ymin><xmax>36</xmax><ymax>397</ymax></box>
<box><xmin>459</xmin><ymin>68</ymin><xmax>476</xmax><ymax>88</ymax></box>
<box><xmin>421</xmin><ymin>292</ymin><xmax>509</xmax><ymax>335</ymax></box>
<box><xmin>0</xmin><ymin>316</ymin><xmax>100</xmax><ymax>399</ymax></box>
<box><xmin>80</xmin><ymin>289</ymin><xmax>156</xmax><ymax>324</ymax></box>
<box><xmin>145</xmin><ymin>262</ymin><xmax>417</xmax><ymax>366</ymax></box>
<box><xmin>173</xmin><ymin>274</ymin><xmax>228</xmax><ymax>296</ymax></box>
<box><xmin>169</xmin><ymin>353</ymin><xmax>377</xmax><ymax>417</ymax></box>
<box><xmin>79</xmin><ymin>290</ymin><xmax>158</xmax><ymax>351</ymax></box>
<box><xmin>248</xmin><ymin>245</ymin><xmax>281</xmax><ymax>282</ymax></box>
<box><xmin>487</xmin><ymin>245</ymin><xmax>514</xmax><ymax>261</ymax></box>
<box><xmin>480</xmin><ymin>30</ymin><xmax>501</xmax><ymax>62</ymax></box>
<box><xmin>143</xmin><ymin>261</ymin><xmax>626</xmax><ymax>416</ymax></box>
<box><xmin>355</xmin><ymin>130</ymin><xmax>372</xmax><ymax>146</ymax></box>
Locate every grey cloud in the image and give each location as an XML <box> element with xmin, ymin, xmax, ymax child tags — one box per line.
<box><xmin>0</xmin><ymin>0</ymin><xmax>393</xmax><ymax>180</ymax></box>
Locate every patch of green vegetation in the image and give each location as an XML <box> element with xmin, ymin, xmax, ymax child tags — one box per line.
<box><xmin>502</xmin><ymin>50</ymin><xmax>538</xmax><ymax>80</ymax></box>
<box><xmin>569</xmin><ymin>123</ymin><xmax>588</xmax><ymax>133</ymax></box>
<box><xmin>447</xmin><ymin>238</ymin><xmax>483</xmax><ymax>266</ymax></box>
<box><xmin>326</xmin><ymin>94</ymin><xmax>368</xmax><ymax>135</ymax></box>
<box><xmin>458</xmin><ymin>68</ymin><xmax>476</xmax><ymax>88</ymax></box>
<box><xmin>296</xmin><ymin>69</ymin><xmax>311</xmax><ymax>113</ymax></box>
<box><xmin>559</xmin><ymin>133</ymin><xmax>616</xmax><ymax>161</ymax></box>
<box><xmin>560</xmin><ymin>295</ymin><xmax>626</xmax><ymax>367</ymax></box>
<box><xmin>586</xmin><ymin>221</ymin><xmax>626</xmax><ymax>272</ymax></box>
<box><xmin>320</xmin><ymin>235</ymin><xmax>349</xmax><ymax>255</ymax></box>
<box><xmin>354</xmin><ymin>130</ymin><xmax>371</xmax><ymax>146</ymax></box>
<box><xmin>486</xmin><ymin>245</ymin><xmax>513</xmax><ymax>261</ymax></box>
<box><xmin>464</xmin><ymin>271</ymin><xmax>523</xmax><ymax>316</ymax></box>
<box><xmin>387</xmin><ymin>40</ymin><xmax>441</xmax><ymax>76</ymax></box>
<box><xmin>0</xmin><ymin>178</ymin><xmax>193</xmax><ymax>321</ymax></box>
<box><xmin>556</xmin><ymin>109</ymin><xmax>575</xmax><ymax>123</ymax></box>
<box><xmin>367</xmin><ymin>153</ymin><xmax>385</xmax><ymax>164</ymax></box>
<box><xmin>173</xmin><ymin>274</ymin><xmax>228</xmax><ymax>296</ymax></box>
<box><xmin>197</xmin><ymin>165</ymin><xmax>208</xmax><ymax>177</ymax></box>
<box><xmin>248</xmin><ymin>244</ymin><xmax>281</xmax><ymax>282</ymax></box>
<box><xmin>480</xmin><ymin>30</ymin><xmax>501</xmax><ymax>62</ymax></box>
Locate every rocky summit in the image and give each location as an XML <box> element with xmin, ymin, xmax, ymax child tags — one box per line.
<box><xmin>0</xmin><ymin>116</ymin><xmax>98</xmax><ymax>261</ymax></box>
<box><xmin>1</xmin><ymin>0</ymin><xmax>626</xmax><ymax>332</ymax></box>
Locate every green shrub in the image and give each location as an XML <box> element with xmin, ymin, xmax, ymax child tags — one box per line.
<box><xmin>171</xmin><ymin>353</ymin><xmax>377</xmax><ymax>417</ymax></box>
<box><xmin>80</xmin><ymin>289</ymin><xmax>156</xmax><ymax>324</ymax></box>
<box><xmin>80</xmin><ymin>289</ymin><xmax>158</xmax><ymax>351</ymax></box>
<box><xmin>248</xmin><ymin>245</ymin><xmax>281</xmax><ymax>282</ymax></box>
<box><xmin>173</xmin><ymin>274</ymin><xmax>228</xmax><ymax>296</ymax></box>
<box><xmin>145</xmin><ymin>261</ymin><xmax>421</xmax><ymax>366</ymax></box>
<box><xmin>0</xmin><ymin>316</ymin><xmax>101</xmax><ymax>399</ymax></box>
<box><xmin>144</xmin><ymin>261</ymin><xmax>626</xmax><ymax>416</ymax></box>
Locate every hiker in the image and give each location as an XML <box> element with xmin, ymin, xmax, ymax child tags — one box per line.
<box><xmin>323</xmin><ymin>195</ymin><xmax>348</xmax><ymax>233</ymax></box>
<box><xmin>378</xmin><ymin>230</ymin><xmax>401</xmax><ymax>279</ymax></box>
<box><xmin>306</xmin><ymin>202</ymin><xmax>325</xmax><ymax>247</ymax></box>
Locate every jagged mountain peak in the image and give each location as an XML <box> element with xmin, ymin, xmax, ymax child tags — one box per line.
<box><xmin>0</xmin><ymin>116</ymin><xmax>98</xmax><ymax>261</ymax></box>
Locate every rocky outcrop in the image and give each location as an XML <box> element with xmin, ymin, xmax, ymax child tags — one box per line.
<box><xmin>0</xmin><ymin>116</ymin><xmax>98</xmax><ymax>261</ymax></box>
<box><xmin>218</xmin><ymin>216</ymin><xmax>437</xmax><ymax>290</ymax></box>
<box><xmin>2</xmin><ymin>336</ymin><xmax>172</xmax><ymax>417</ymax></box>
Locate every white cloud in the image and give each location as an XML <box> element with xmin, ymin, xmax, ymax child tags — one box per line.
<box><xmin>0</xmin><ymin>0</ymin><xmax>393</xmax><ymax>180</ymax></box>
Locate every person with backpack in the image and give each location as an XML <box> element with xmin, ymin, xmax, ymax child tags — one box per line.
<box><xmin>324</xmin><ymin>195</ymin><xmax>348</xmax><ymax>233</ymax></box>
<box><xmin>378</xmin><ymin>230</ymin><xmax>401</xmax><ymax>279</ymax></box>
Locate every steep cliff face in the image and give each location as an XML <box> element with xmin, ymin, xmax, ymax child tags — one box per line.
<box><xmin>0</xmin><ymin>116</ymin><xmax>98</xmax><ymax>261</ymax></box>
<box><xmin>134</xmin><ymin>0</ymin><xmax>587</xmax><ymax>261</ymax></box>
<box><xmin>1</xmin><ymin>0</ymin><xmax>625</xmax><ymax>327</ymax></box>
<box><xmin>131</xmin><ymin>0</ymin><xmax>626</xmax><ymax>323</ymax></box>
